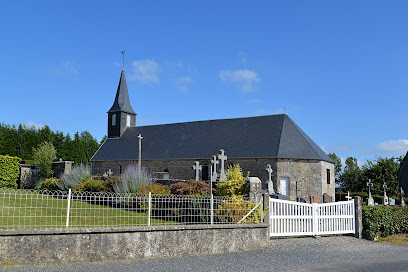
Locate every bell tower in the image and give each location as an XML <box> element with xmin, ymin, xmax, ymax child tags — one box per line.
<box><xmin>107</xmin><ymin>69</ymin><xmax>136</xmax><ymax>138</ymax></box>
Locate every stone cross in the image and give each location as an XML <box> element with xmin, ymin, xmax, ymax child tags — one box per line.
<box><xmin>137</xmin><ymin>134</ymin><xmax>143</xmax><ymax>172</ymax></box>
<box><xmin>367</xmin><ymin>179</ymin><xmax>374</xmax><ymax>206</ymax></box>
<box><xmin>265</xmin><ymin>164</ymin><xmax>275</xmax><ymax>194</ymax></box>
<box><xmin>217</xmin><ymin>149</ymin><xmax>228</xmax><ymax>181</ymax></box>
<box><xmin>103</xmin><ymin>169</ymin><xmax>113</xmax><ymax>178</ymax></box>
<box><xmin>211</xmin><ymin>155</ymin><xmax>219</xmax><ymax>181</ymax></box>
<box><xmin>367</xmin><ymin>179</ymin><xmax>373</xmax><ymax>197</ymax></box>
<box><xmin>345</xmin><ymin>191</ymin><xmax>352</xmax><ymax>201</ymax></box>
<box><xmin>383</xmin><ymin>182</ymin><xmax>389</xmax><ymax>205</ymax></box>
<box><xmin>398</xmin><ymin>187</ymin><xmax>405</xmax><ymax>207</ymax></box>
<box><xmin>193</xmin><ymin>161</ymin><xmax>202</xmax><ymax>181</ymax></box>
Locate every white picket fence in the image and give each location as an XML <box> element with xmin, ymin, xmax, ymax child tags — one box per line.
<box><xmin>269</xmin><ymin>198</ymin><xmax>355</xmax><ymax>237</ymax></box>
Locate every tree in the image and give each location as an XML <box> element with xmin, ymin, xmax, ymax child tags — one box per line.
<box><xmin>338</xmin><ymin>157</ymin><xmax>362</xmax><ymax>191</ymax></box>
<box><xmin>33</xmin><ymin>142</ymin><xmax>57</xmax><ymax>178</ymax></box>
<box><xmin>216</xmin><ymin>164</ymin><xmax>249</xmax><ymax>196</ymax></box>
<box><xmin>361</xmin><ymin>157</ymin><xmax>400</xmax><ymax>196</ymax></box>
<box><xmin>328</xmin><ymin>153</ymin><xmax>342</xmax><ymax>181</ymax></box>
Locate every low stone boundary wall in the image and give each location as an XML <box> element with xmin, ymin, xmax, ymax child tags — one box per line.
<box><xmin>0</xmin><ymin>224</ymin><xmax>268</xmax><ymax>265</ymax></box>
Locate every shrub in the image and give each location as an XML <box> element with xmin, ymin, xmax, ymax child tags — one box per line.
<box><xmin>216</xmin><ymin>164</ymin><xmax>249</xmax><ymax>196</ymax></box>
<box><xmin>76</xmin><ymin>178</ymin><xmax>111</xmax><ymax>192</ymax></box>
<box><xmin>137</xmin><ymin>184</ymin><xmax>171</xmax><ymax>195</ymax></box>
<box><xmin>215</xmin><ymin>196</ymin><xmax>263</xmax><ymax>223</ymax></box>
<box><xmin>0</xmin><ymin>155</ymin><xmax>21</xmax><ymax>188</ymax></box>
<box><xmin>362</xmin><ymin>206</ymin><xmax>408</xmax><ymax>241</ymax></box>
<box><xmin>35</xmin><ymin>177</ymin><xmax>61</xmax><ymax>191</ymax></box>
<box><xmin>114</xmin><ymin>165</ymin><xmax>152</xmax><ymax>194</ymax></box>
<box><xmin>33</xmin><ymin>142</ymin><xmax>57</xmax><ymax>178</ymax></box>
<box><xmin>170</xmin><ymin>180</ymin><xmax>213</xmax><ymax>195</ymax></box>
<box><xmin>60</xmin><ymin>163</ymin><xmax>92</xmax><ymax>190</ymax></box>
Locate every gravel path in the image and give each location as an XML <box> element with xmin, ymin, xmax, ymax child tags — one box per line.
<box><xmin>2</xmin><ymin>236</ymin><xmax>408</xmax><ymax>272</ymax></box>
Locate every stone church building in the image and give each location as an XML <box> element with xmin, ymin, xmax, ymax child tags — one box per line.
<box><xmin>91</xmin><ymin>69</ymin><xmax>335</xmax><ymax>201</ymax></box>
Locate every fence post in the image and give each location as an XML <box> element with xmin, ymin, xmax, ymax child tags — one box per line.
<box><xmin>210</xmin><ymin>194</ymin><xmax>214</xmax><ymax>225</ymax></box>
<box><xmin>262</xmin><ymin>193</ymin><xmax>269</xmax><ymax>224</ymax></box>
<box><xmin>148</xmin><ymin>192</ymin><xmax>152</xmax><ymax>226</ymax></box>
<box><xmin>66</xmin><ymin>189</ymin><xmax>72</xmax><ymax>228</ymax></box>
<box><xmin>354</xmin><ymin>196</ymin><xmax>362</xmax><ymax>239</ymax></box>
<box><xmin>312</xmin><ymin>203</ymin><xmax>318</xmax><ymax>236</ymax></box>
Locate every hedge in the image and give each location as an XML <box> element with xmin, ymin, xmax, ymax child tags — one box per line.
<box><xmin>0</xmin><ymin>155</ymin><xmax>21</xmax><ymax>188</ymax></box>
<box><xmin>362</xmin><ymin>206</ymin><xmax>408</xmax><ymax>240</ymax></box>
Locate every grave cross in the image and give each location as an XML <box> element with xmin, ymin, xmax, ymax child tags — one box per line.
<box><xmin>345</xmin><ymin>191</ymin><xmax>352</xmax><ymax>201</ymax></box>
<box><xmin>137</xmin><ymin>134</ymin><xmax>143</xmax><ymax>172</ymax></box>
<box><xmin>367</xmin><ymin>179</ymin><xmax>373</xmax><ymax>197</ymax></box>
<box><xmin>265</xmin><ymin>164</ymin><xmax>275</xmax><ymax>194</ymax></box>
<box><xmin>211</xmin><ymin>155</ymin><xmax>219</xmax><ymax>181</ymax></box>
<box><xmin>193</xmin><ymin>161</ymin><xmax>202</xmax><ymax>181</ymax></box>
<box><xmin>218</xmin><ymin>149</ymin><xmax>228</xmax><ymax>181</ymax></box>
<box><xmin>398</xmin><ymin>187</ymin><xmax>405</xmax><ymax>207</ymax></box>
<box><xmin>383</xmin><ymin>182</ymin><xmax>388</xmax><ymax>195</ymax></box>
<box><xmin>103</xmin><ymin>169</ymin><xmax>113</xmax><ymax>178</ymax></box>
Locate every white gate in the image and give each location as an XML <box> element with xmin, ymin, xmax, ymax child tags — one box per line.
<box><xmin>269</xmin><ymin>198</ymin><xmax>355</xmax><ymax>237</ymax></box>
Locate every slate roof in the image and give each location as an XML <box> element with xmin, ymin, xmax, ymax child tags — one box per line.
<box><xmin>91</xmin><ymin>114</ymin><xmax>333</xmax><ymax>163</ymax></box>
<box><xmin>107</xmin><ymin>69</ymin><xmax>136</xmax><ymax>115</ymax></box>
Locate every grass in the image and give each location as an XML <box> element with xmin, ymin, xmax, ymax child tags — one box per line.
<box><xmin>0</xmin><ymin>190</ymin><xmax>177</xmax><ymax>229</ymax></box>
<box><xmin>376</xmin><ymin>234</ymin><xmax>408</xmax><ymax>246</ymax></box>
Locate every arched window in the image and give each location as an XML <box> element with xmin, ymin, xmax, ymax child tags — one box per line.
<box><xmin>112</xmin><ymin>114</ymin><xmax>116</xmax><ymax>126</ymax></box>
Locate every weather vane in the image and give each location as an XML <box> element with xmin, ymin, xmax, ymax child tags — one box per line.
<box><xmin>121</xmin><ymin>51</ymin><xmax>125</xmax><ymax>69</ymax></box>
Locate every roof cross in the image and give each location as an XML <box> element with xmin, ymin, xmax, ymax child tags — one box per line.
<box><xmin>121</xmin><ymin>51</ymin><xmax>125</xmax><ymax>69</ymax></box>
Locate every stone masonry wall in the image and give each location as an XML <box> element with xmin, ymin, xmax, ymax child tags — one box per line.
<box><xmin>92</xmin><ymin>158</ymin><xmax>334</xmax><ymax>201</ymax></box>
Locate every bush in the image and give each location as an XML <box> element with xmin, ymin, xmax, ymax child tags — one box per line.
<box><xmin>60</xmin><ymin>163</ymin><xmax>92</xmax><ymax>190</ymax></box>
<box><xmin>33</xmin><ymin>142</ymin><xmax>57</xmax><ymax>178</ymax></box>
<box><xmin>0</xmin><ymin>155</ymin><xmax>21</xmax><ymax>188</ymax></box>
<box><xmin>114</xmin><ymin>166</ymin><xmax>152</xmax><ymax>194</ymax></box>
<box><xmin>137</xmin><ymin>184</ymin><xmax>171</xmax><ymax>195</ymax></box>
<box><xmin>170</xmin><ymin>180</ymin><xmax>213</xmax><ymax>195</ymax></box>
<box><xmin>76</xmin><ymin>178</ymin><xmax>111</xmax><ymax>192</ymax></box>
<box><xmin>216</xmin><ymin>164</ymin><xmax>249</xmax><ymax>196</ymax></box>
<box><xmin>215</xmin><ymin>196</ymin><xmax>263</xmax><ymax>223</ymax></box>
<box><xmin>35</xmin><ymin>177</ymin><xmax>61</xmax><ymax>191</ymax></box>
<box><xmin>362</xmin><ymin>206</ymin><xmax>408</xmax><ymax>241</ymax></box>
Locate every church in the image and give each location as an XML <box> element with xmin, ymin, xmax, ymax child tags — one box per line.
<box><xmin>91</xmin><ymin>69</ymin><xmax>335</xmax><ymax>201</ymax></box>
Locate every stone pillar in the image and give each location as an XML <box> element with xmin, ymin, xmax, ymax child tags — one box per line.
<box><xmin>262</xmin><ymin>193</ymin><xmax>270</xmax><ymax>224</ymax></box>
<box><xmin>354</xmin><ymin>196</ymin><xmax>363</xmax><ymax>239</ymax></box>
<box><xmin>248</xmin><ymin>177</ymin><xmax>262</xmax><ymax>203</ymax></box>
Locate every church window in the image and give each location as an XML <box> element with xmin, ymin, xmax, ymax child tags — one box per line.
<box><xmin>326</xmin><ymin>169</ymin><xmax>331</xmax><ymax>184</ymax></box>
<box><xmin>112</xmin><ymin>114</ymin><xmax>116</xmax><ymax>126</ymax></box>
<box><xmin>126</xmin><ymin>114</ymin><xmax>131</xmax><ymax>127</ymax></box>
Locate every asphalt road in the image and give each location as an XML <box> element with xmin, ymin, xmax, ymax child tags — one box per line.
<box><xmin>2</xmin><ymin>236</ymin><xmax>408</xmax><ymax>272</ymax></box>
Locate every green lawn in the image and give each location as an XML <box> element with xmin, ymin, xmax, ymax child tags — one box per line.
<box><xmin>0</xmin><ymin>190</ymin><xmax>176</xmax><ymax>229</ymax></box>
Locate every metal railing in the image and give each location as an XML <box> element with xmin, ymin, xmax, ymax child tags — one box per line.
<box><xmin>0</xmin><ymin>189</ymin><xmax>263</xmax><ymax>229</ymax></box>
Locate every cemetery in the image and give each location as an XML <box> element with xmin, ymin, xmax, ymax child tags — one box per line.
<box><xmin>0</xmin><ymin>68</ymin><xmax>408</xmax><ymax>265</ymax></box>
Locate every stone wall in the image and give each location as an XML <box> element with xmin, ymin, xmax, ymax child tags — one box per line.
<box><xmin>92</xmin><ymin>157</ymin><xmax>335</xmax><ymax>201</ymax></box>
<box><xmin>19</xmin><ymin>164</ymin><xmax>39</xmax><ymax>189</ymax></box>
<box><xmin>0</xmin><ymin>224</ymin><xmax>268</xmax><ymax>265</ymax></box>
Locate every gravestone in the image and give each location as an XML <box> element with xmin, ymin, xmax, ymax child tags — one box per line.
<box><xmin>217</xmin><ymin>149</ymin><xmax>228</xmax><ymax>181</ymax></box>
<box><xmin>296</xmin><ymin>197</ymin><xmax>307</xmax><ymax>203</ymax></box>
<box><xmin>367</xmin><ymin>179</ymin><xmax>374</xmax><ymax>206</ymax></box>
<box><xmin>310</xmin><ymin>194</ymin><xmax>320</xmax><ymax>204</ymax></box>
<box><xmin>52</xmin><ymin>160</ymin><xmax>73</xmax><ymax>178</ymax></box>
<box><xmin>248</xmin><ymin>177</ymin><xmax>262</xmax><ymax>203</ymax></box>
<box><xmin>389</xmin><ymin>198</ymin><xmax>396</xmax><ymax>206</ymax></box>
<box><xmin>265</xmin><ymin>164</ymin><xmax>275</xmax><ymax>194</ymax></box>
<box><xmin>383</xmin><ymin>182</ymin><xmax>389</xmax><ymax>206</ymax></box>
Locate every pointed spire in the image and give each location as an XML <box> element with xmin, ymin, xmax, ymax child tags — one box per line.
<box><xmin>107</xmin><ymin>69</ymin><xmax>136</xmax><ymax>114</ymax></box>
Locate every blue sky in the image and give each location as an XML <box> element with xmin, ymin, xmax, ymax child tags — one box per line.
<box><xmin>1</xmin><ymin>1</ymin><xmax>407</xmax><ymax>166</ymax></box>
